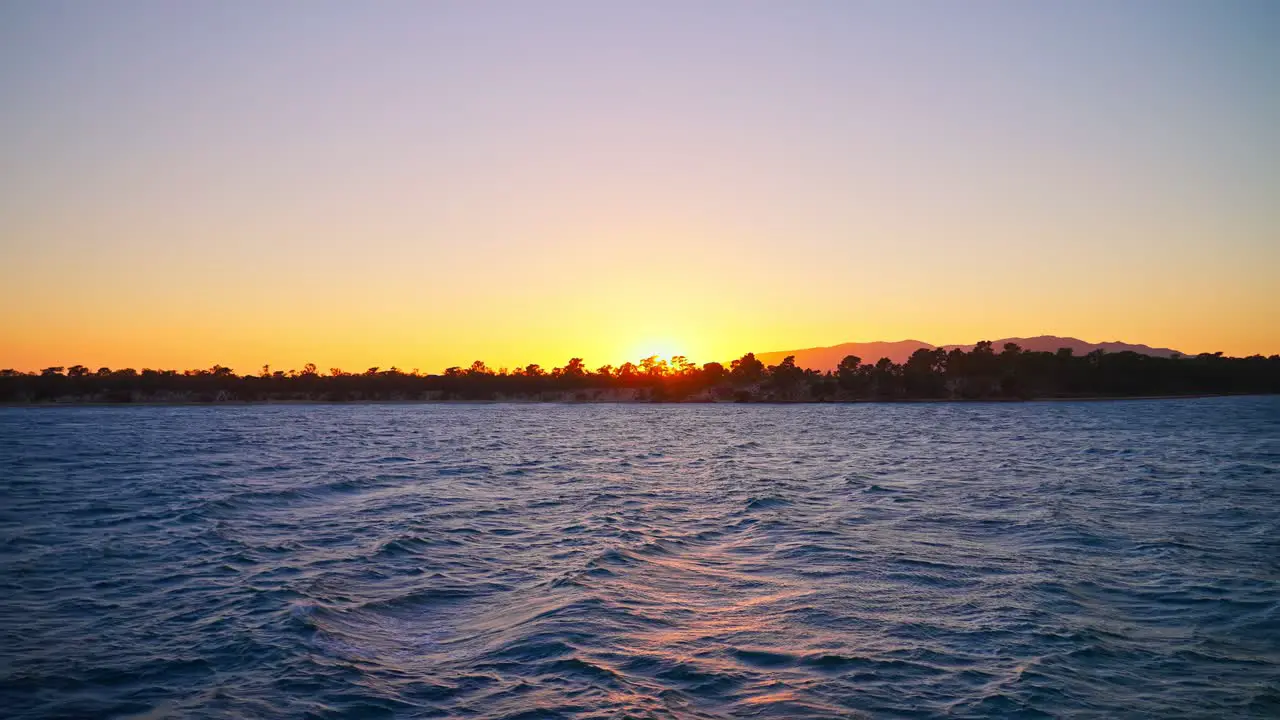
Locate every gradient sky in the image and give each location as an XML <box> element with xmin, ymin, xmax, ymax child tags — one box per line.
<box><xmin>2</xmin><ymin>1</ymin><xmax>1277</xmax><ymax>373</ymax></box>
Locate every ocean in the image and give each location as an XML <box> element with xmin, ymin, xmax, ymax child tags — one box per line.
<box><xmin>2</xmin><ymin>398</ymin><xmax>1278</xmax><ymax>718</ymax></box>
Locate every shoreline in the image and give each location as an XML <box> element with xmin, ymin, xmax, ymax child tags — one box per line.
<box><xmin>0</xmin><ymin>393</ymin><xmax>1266</xmax><ymax>409</ymax></box>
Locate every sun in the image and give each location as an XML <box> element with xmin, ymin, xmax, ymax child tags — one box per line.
<box><xmin>629</xmin><ymin>338</ymin><xmax>686</xmax><ymax>362</ymax></box>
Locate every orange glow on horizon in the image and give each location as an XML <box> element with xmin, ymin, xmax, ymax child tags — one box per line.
<box><xmin>1</xmin><ymin>5</ymin><xmax>1277</xmax><ymax>374</ymax></box>
<box><xmin>628</xmin><ymin>338</ymin><xmax>689</xmax><ymax>365</ymax></box>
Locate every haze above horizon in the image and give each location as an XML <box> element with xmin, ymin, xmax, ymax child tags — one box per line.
<box><xmin>2</xmin><ymin>1</ymin><xmax>1277</xmax><ymax>373</ymax></box>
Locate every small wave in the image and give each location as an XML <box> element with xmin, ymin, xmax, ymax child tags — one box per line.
<box><xmin>370</xmin><ymin>535</ymin><xmax>434</xmax><ymax>558</ymax></box>
<box><xmin>745</xmin><ymin>496</ymin><xmax>791</xmax><ymax>511</ymax></box>
<box><xmin>732</xmin><ymin>647</ymin><xmax>798</xmax><ymax>667</ymax></box>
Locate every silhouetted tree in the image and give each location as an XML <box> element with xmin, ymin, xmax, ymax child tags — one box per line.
<box><xmin>2</xmin><ymin>346</ymin><xmax>1277</xmax><ymax>404</ymax></box>
<box><xmin>904</xmin><ymin>348</ymin><xmax>947</xmax><ymax>398</ymax></box>
<box><xmin>730</xmin><ymin>353</ymin><xmax>765</xmax><ymax>386</ymax></box>
<box><xmin>836</xmin><ymin>355</ymin><xmax>868</xmax><ymax>398</ymax></box>
<box><xmin>767</xmin><ymin>356</ymin><xmax>806</xmax><ymax>400</ymax></box>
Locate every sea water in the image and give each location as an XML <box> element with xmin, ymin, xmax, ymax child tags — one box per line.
<box><xmin>1</xmin><ymin>398</ymin><xmax>1278</xmax><ymax>718</ymax></box>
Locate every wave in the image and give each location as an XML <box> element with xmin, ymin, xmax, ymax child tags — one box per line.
<box><xmin>2</xmin><ymin>398</ymin><xmax>1277</xmax><ymax>718</ymax></box>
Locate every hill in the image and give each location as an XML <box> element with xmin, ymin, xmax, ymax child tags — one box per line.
<box><xmin>757</xmin><ymin>336</ymin><xmax>1185</xmax><ymax>371</ymax></box>
<box><xmin>756</xmin><ymin>340</ymin><xmax>934</xmax><ymax>370</ymax></box>
<box><xmin>941</xmin><ymin>336</ymin><xmax>1184</xmax><ymax>358</ymax></box>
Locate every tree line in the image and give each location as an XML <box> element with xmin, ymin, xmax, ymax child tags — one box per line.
<box><xmin>2</xmin><ymin>343</ymin><xmax>1277</xmax><ymax>404</ymax></box>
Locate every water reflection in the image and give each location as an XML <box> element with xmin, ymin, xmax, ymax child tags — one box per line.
<box><xmin>1</xmin><ymin>398</ymin><xmax>1278</xmax><ymax>717</ymax></box>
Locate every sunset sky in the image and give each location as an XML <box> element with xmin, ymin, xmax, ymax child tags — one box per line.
<box><xmin>2</xmin><ymin>1</ymin><xmax>1277</xmax><ymax>373</ymax></box>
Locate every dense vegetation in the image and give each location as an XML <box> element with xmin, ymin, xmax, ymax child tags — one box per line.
<box><xmin>3</xmin><ymin>343</ymin><xmax>1278</xmax><ymax>404</ymax></box>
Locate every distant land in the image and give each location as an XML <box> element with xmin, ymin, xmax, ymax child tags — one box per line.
<box><xmin>757</xmin><ymin>336</ymin><xmax>1186</xmax><ymax>371</ymax></box>
<box><xmin>4</xmin><ymin>340</ymin><xmax>1275</xmax><ymax>404</ymax></box>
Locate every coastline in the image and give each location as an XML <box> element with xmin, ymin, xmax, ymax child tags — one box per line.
<box><xmin>1</xmin><ymin>392</ymin><xmax>1264</xmax><ymax>408</ymax></box>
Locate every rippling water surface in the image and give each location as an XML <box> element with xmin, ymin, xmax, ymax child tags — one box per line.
<box><xmin>2</xmin><ymin>398</ymin><xmax>1279</xmax><ymax>718</ymax></box>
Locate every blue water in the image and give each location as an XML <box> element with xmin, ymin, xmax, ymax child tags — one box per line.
<box><xmin>1</xmin><ymin>398</ymin><xmax>1278</xmax><ymax>718</ymax></box>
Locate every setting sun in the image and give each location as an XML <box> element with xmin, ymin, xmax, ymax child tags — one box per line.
<box><xmin>629</xmin><ymin>339</ymin><xmax>689</xmax><ymax>364</ymax></box>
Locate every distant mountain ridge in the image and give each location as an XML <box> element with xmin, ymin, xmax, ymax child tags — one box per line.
<box><xmin>757</xmin><ymin>335</ymin><xmax>1185</xmax><ymax>371</ymax></box>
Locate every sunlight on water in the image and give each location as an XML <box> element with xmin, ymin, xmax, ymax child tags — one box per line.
<box><xmin>1</xmin><ymin>399</ymin><xmax>1278</xmax><ymax>718</ymax></box>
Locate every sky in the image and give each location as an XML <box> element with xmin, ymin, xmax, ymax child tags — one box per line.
<box><xmin>2</xmin><ymin>1</ymin><xmax>1277</xmax><ymax>373</ymax></box>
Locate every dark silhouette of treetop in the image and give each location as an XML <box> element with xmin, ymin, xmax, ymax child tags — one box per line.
<box><xmin>1</xmin><ymin>344</ymin><xmax>1276</xmax><ymax>404</ymax></box>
